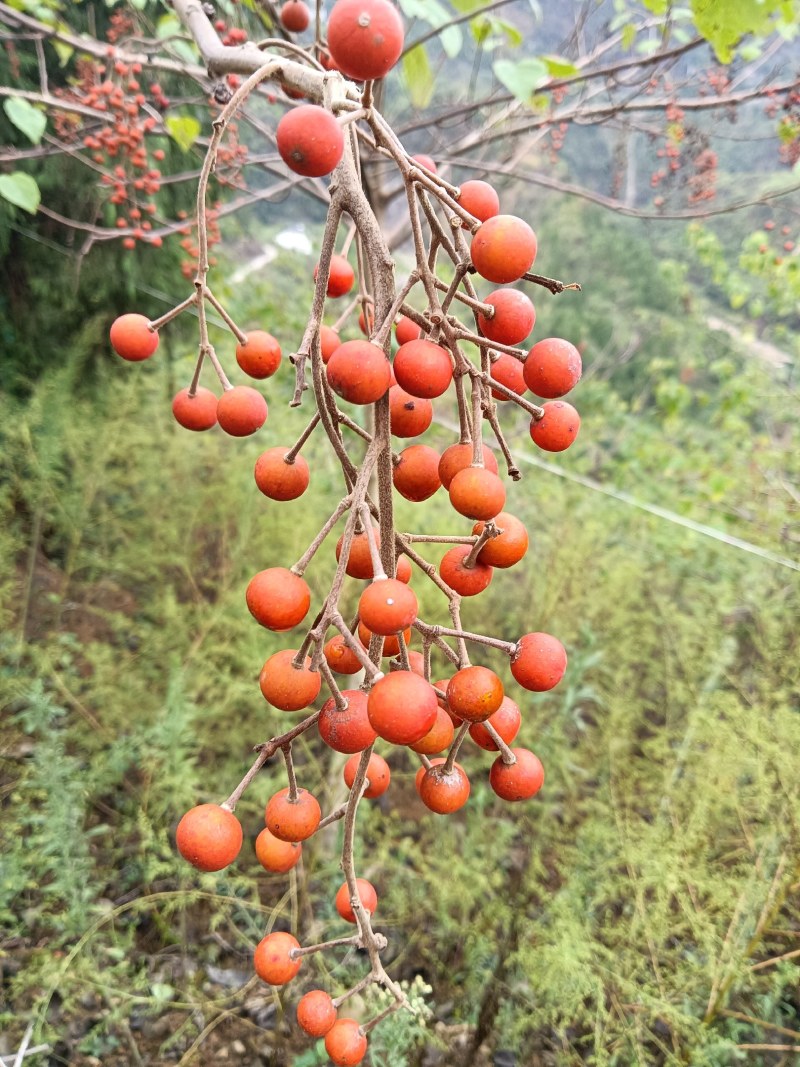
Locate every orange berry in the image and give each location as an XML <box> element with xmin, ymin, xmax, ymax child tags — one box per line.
<box><xmin>418</xmin><ymin>762</ymin><xmax>470</xmax><ymax>814</ymax></box>
<box><xmin>393</xmin><ymin>339</ymin><xmax>453</xmax><ymax>398</ymax></box>
<box><xmin>327</xmin><ymin>0</ymin><xmax>404</xmax><ymax>82</ymax></box>
<box><xmin>439</xmin><ymin>545</ymin><xmax>492</xmax><ymax>597</ymax></box>
<box><xmin>358</xmin><ymin>578</ymin><xmax>418</xmax><ymax>635</ymax></box>
<box><xmin>449</xmin><ymin>466</ymin><xmax>506</xmax><ymax>521</ymax></box>
<box><xmin>246</xmin><ymin>567</ymin><xmax>310</xmax><ymax>631</ymax></box>
<box><xmin>325</xmin><ymin>1018</ymin><xmax>368</xmax><ymax>1066</ymax></box>
<box><xmin>529</xmin><ymin>401</ymin><xmax>580</xmax><ymax>452</ymax></box>
<box><xmin>523</xmin><ymin>337</ymin><xmax>582</xmax><ymax>398</ymax></box>
<box><xmin>297</xmin><ymin>989</ymin><xmax>337</xmax><ymax>1037</ymax></box>
<box><xmin>254</xmin><ymin>447</ymin><xmax>310</xmax><ymax>501</ymax></box>
<box><xmin>469</xmin><ymin>695</ymin><xmax>521</xmax><ymax>751</ymax></box>
<box><xmin>367</xmin><ymin>670</ymin><xmax>437</xmax><ymax>745</ymax></box>
<box><xmin>316</xmin><ymin>253</ymin><xmax>355</xmax><ymax>298</ymax></box>
<box><xmin>438</xmin><ymin>442</ymin><xmax>498</xmax><ymax>489</ymax></box>
<box><xmin>276</xmin><ymin>104</ymin><xmax>344</xmax><ymax>177</ymax></box>
<box><xmin>489</xmin><ymin>748</ymin><xmax>545</xmax><ymax>801</ymax></box>
<box><xmin>473</xmin><ymin>512</ymin><xmax>528</xmax><ymax>568</ymax></box>
<box><xmin>335</xmin><ymin>877</ymin><xmax>377</xmax><ymax>923</ymax></box>
<box><xmin>259</xmin><ymin>649</ymin><xmax>321</xmax><ymax>710</ymax></box>
<box><xmin>216</xmin><ymin>386</ymin><xmax>268</xmax><ymax>437</ymax></box>
<box><xmin>470</xmin><ymin>214</ymin><xmax>537</xmax><ymax>284</ymax></box>
<box><xmin>171</xmin><ymin>386</ymin><xmax>218</xmax><ymax>431</ymax></box>
<box><xmin>389</xmin><ymin>385</ymin><xmax>433</xmax><ymax>437</ymax></box>
<box><xmin>324</xmin><ymin>635</ymin><xmax>365</xmax><ymax>675</ymax></box>
<box><xmin>318</xmin><ymin>690</ymin><xmax>378</xmax><ymax>753</ymax></box>
<box><xmin>395</xmin><ymin>315</ymin><xmax>421</xmax><ymax>345</ymax></box>
<box><xmin>510</xmin><ymin>632</ymin><xmax>567</xmax><ymax>692</ymax></box>
<box><xmin>447</xmin><ymin>665</ymin><xmax>504</xmax><ymax>723</ymax></box>
<box><xmin>320</xmin><ymin>324</ymin><xmax>341</xmax><ymax>363</ymax></box>
<box><xmin>280</xmin><ymin>0</ymin><xmax>311</xmax><ymax>33</ymax></box>
<box><xmin>489</xmin><ymin>353</ymin><xmax>527</xmax><ymax>401</ymax></box>
<box><xmin>327</xmin><ymin>340</ymin><xmax>391</xmax><ymax>405</ymax></box>
<box><xmin>236</xmin><ymin>330</ymin><xmax>281</xmax><ymax>379</ymax></box>
<box><xmin>255</xmin><ymin>828</ymin><xmax>301</xmax><ymax>872</ymax></box>
<box><xmin>458</xmin><ymin>179</ymin><xmax>500</xmax><ymax>221</ymax></box>
<box><xmin>409</xmin><ymin>705</ymin><xmax>455</xmax><ymax>755</ymax></box>
<box><xmin>265</xmin><ymin>787</ymin><xmax>321</xmax><ymax>841</ymax></box>
<box><xmin>477</xmin><ymin>289</ymin><xmax>536</xmax><ymax>346</ymax></box>
<box><xmin>393</xmin><ymin>444</ymin><xmax>441</xmax><ymax>502</ymax></box>
<box><xmin>343</xmin><ymin>752</ymin><xmax>391</xmax><ymax>798</ymax></box>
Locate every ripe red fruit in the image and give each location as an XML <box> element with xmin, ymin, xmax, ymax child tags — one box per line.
<box><xmin>316</xmin><ymin>253</ymin><xmax>355</xmax><ymax>298</ymax></box>
<box><xmin>393</xmin><ymin>444</ymin><xmax>441</xmax><ymax>502</ymax></box>
<box><xmin>318</xmin><ymin>690</ymin><xmax>378</xmax><ymax>753</ymax></box>
<box><xmin>395</xmin><ymin>315</ymin><xmax>422</xmax><ymax>345</ymax></box>
<box><xmin>276</xmin><ymin>104</ymin><xmax>344</xmax><ymax>177</ymax></box>
<box><xmin>254</xmin><ymin>931</ymin><xmax>302</xmax><ymax>985</ymax></box>
<box><xmin>396</xmin><ymin>554</ymin><xmax>413</xmax><ymax>583</ymax></box>
<box><xmin>110</xmin><ymin>313</ymin><xmax>159</xmax><ymax>361</ymax></box>
<box><xmin>255</xmin><ymin>828</ymin><xmax>302</xmax><ymax>873</ymax></box>
<box><xmin>439</xmin><ymin>544</ymin><xmax>493</xmax><ymax>597</ymax></box>
<box><xmin>325</xmin><ymin>1018</ymin><xmax>368</xmax><ymax>1067</ymax></box>
<box><xmin>327</xmin><ymin>340</ymin><xmax>391</xmax><ymax>405</ymax></box>
<box><xmin>529</xmin><ymin>401</ymin><xmax>580</xmax><ymax>452</ymax></box>
<box><xmin>216</xmin><ymin>386</ymin><xmax>268</xmax><ymax>437</ymax></box>
<box><xmin>358</xmin><ymin>578</ymin><xmax>418</xmax><ymax>635</ymax></box>
<box><xmin>511</xmin><ymin>632</ymin><xmax>567</xmax><ymax>691</ymax></box>
<box><xmin>320</xmin><ymin>324</ymin><xmax>341</xmax><ymax>363</ymax></box>
<box><xmin>447</xmin><ymin>665</ymin><xmax>504</xmax><ymax>723</ymax></box>
<box><xmin>236</xmin><ymin>330</ymin><xmax>281</xmax><ymax>379</ymax></box>
<box><xmin>266</xmin><ymin>787</ymin><xmax>322</xmax><ymax>841</ymax></box>
<box><xmin>280</xmin><ymin>0</ymin><xmax>311</xmax><ymax>32</ymax></box>
<box><xmin>343</xmin><ymin>752</ymin><xmax>391</xmax><ymax>797</ymax></box>
<box><xmin>367</xmin><ymin>671</ymin><xmax>438</xmax><ymax>745</ymax></box>
<box><xmin>523</xmin><ymin>337</ymin><xmax>582</xmax><ymax>398</ymax></box>
<box><xmin>324</xmin><ymin>634</ymin><xmax>364</xmax><ymax>675</ymax></box>
<box><xmin>477</xmin><ymin>289</ymin><xmax>536</xmax><ymax>345</ymax></box>
<box><xmin>438</xmin><ymin>442</ymin><xmax>498</xmax><ymax>489</ymax></box>
<box><xmin>254</xmin><ymin>447</ymin><xmax>310</xmax><ymax>501</ymax></box>
<box><xmin>470</xmin><ymin>215</ymin><xmax>537</xmax><ymax>283</ymax></box>
<box><xmin>327</xmin><ymin>0</ymin><xmax>404</xmax><ymax>82</ymax></box>
<box><xmin>490</xmin><ymin>748</ymin><xmax>545</xmax><ymax>801</ymax></box>
<box><xmin>259</xmin><ymin>649</ymin><xmax>321</xmax><ymax>710</ymax></box>
<box><xmin>458</xmin><ymin>179</ymin><xmax>500</xmax><ymax>221</ymax></box>
<box><xmin>176</xmin><ymin>804</ymin><xmax>243</xmax><ymax>871</ymax></box>
<box><xmin>449</xmin><ymin>466</ymin><xmax>506</xmax><ymax>520</ymax></box>
<box><xmin>393</xmin><ymin>339</ymin><xmax>453</xmax><ymax>398</ymax></box>
<box><xmin>297</xmin><ymin>989</ymin><xmax>337</xmax><ymax>1038</ymax></box>
<box><xmin>246</xmin><ymin>567</ymin><xmax>310</xmax><ymax>631</ymax></box>
<box><xmin>335</xmin><ymin>877</ymin><xmax>378</xmax><ymax>923</ymax></box>
<box><xmin>469</xmin><ymin>695</ymin><xmax>521</xmax><ymax>751</ymax></box>
<box><xmin>409</xmin><ymin>705</ymin><xmax>455</xmax><ymax>755</ymax></box>
<box><xmin>493</xmin><ymin>360</ymin><xmax>525</xmax><ymax>414</ymax></box>
<box><xmin>172</xmin><ymin>386</ymin><xmax>218</xmax><ymax>431</ymax></box>
<box><xmin>418</xmin><ymin>763</ymin><xmax>470</xmax><ymax>814</ymax></box>
<box><xmin>473</xmin><ymin>512</ymin><xmax>529</xmax><ymax>568</ymax></box>
<box><xmin>389</xmin><ymin>385</ymin><xmax>433</xmax><ymax>437</ymax></box>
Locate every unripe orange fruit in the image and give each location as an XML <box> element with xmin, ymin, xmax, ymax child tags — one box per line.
<box><xmin>473</xmin><ymin>511</ymin><xmax>529</xmax><ymax>568</ymax></box>
<box><xmin>276</xmin><ymin>104</ymin><xmax>344</xmax><ymax>177</ymax></box>
<box><xmin>470</xmin><ymin>215</ymin><xmax>537</xmax><ymax>284</ymax></box>
<box><xmin>216</xmin><ymin>386</ymin><xmax>268</xmax><ymax>437</ymax></box>
<box><xmin>529</xmin><ymin>401</ymin><xmax>580</xmax><ymax>452</ymax></box>
<box><xmin>172</xmin><ymin>386</ymin><xmax>218</xmax><ymax>431</ymax></box>
<box><xmin>110</xmin><ymin>313</ymin><xmax>158</xmax><ymax>361</ymax></box>
<box><xmin>327</xmin><ymin>0</ymin><xmax>404</xmax><ymax>82</ymax></box>
<box><xmin>255</xmin><ymin>828</ymin><xmax>302</xmax><ymax>873</ymax></box>
<box><xmin>324</xmin><ymin>634</ymin><xmax>365</xmax><ymax>675</ymax></box>
<box><xmin>297</xmin><ymin>989</ymin><xmax>337</xmax><ymax>1037</ymax></box>
<box><xmin>335</xmin><ymin>877</ymin><xmax>377</xmax><ymax>923</ymax></box>
<box><xmin>409</xmin><ymin>705</ymin><xmax>455</xmax><ymax>755</ymax></box>
<box><xmin>236</xmin><ymin>330</ymin><xmax>281</xmax><ymax>379</ymax></box>
<box><xmin>176</xmin><ymin>804</ymin><xmax>242</xmax><ymax>871</ymax></box>
<box><xmin>254</xmin><ymin>931</ymin><xmax>302</xmax><ymax>985</ymax></box>
<box><xmin>325</xmin><ymin>1018</ymin><xmax>368</xmax><ymax>1066</ymax></box>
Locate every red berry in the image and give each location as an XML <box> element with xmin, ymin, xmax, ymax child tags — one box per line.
<box><xmin>255</xmin><ymin>828</ymin><xmax>302</xmax><ymax>872</ymax></box>
<box><xmin>438</xmin><ymin>442</ymin><xmax>498</xmax><ymax>489</ymax></box>
<box><xmin>489</xmin><ymin>748</ymin><xmax>545</xmax><ymax>801</ymax></box>
<box><xmin>216</xmin><ymin>386</ymin><xmax>268</xmax><ymax>437</ymax></box>
<box><xmin>447</xmin><ymin>665</ymin><xmax>504</xmax><ymax>723</ymax></box>
<box><xmin>418</xmin><ymin>762</ymin><xmax>470</xmax><ymax>814</ymax></box>
<box><xmin>393</xmin><ymin>339</ymin><xmax>453</xmax><ymax>398</ymax></box>
<box><xmin>511</xmin><ymin>632</ymin><xmax>567</xmax><ymax>691</ymax></box>
<box><xmin>523</xmin><ymin>337</ymin><xmax>582</xmax><ymax>398</ymax></box>
<box><xmin>529</xmin><ymin>401</ymin><xmax>580</xmax><ymax>452</ymax></box>
<box><xmin>395</xmin><ymin>315</ymin><xmax>422</xmax><ymax>345</ymax></box>
<box><xmin>389</xmin><ymin>385</ymin><xmax>433</xmax><ymax>437</ymax></box>
<box><xmin>470</xmin><ymin>215</ymin><xmax>537</xmax><ymax>284</ymax></box>
<box><xmin>439</xmin><ymin>545</ymin><xmax>493</xmax><ymax>597</ymax></box>
<box><xmin>477</xmin><ymin>289</ymin><xmax>536</xmax><ymax>346</ymax></box>
<box><xmin>367</xmin><ymin>671</ymin><xmax>438</xmax><ymax>745</ymax></box>
<box><xmin>254</xmin><ymin>447</ymin><xmax>310</xmax><ymax>501</ymax></box>
<box><xmin>316</xmin><ymin>253</ymin><xmax>355</xmax><ymax>298</ymax></box>
<box><xmin>110</xmin><ymin>313</ymin><xmax>158</xmax><ymax>361</ymax></box>
<box><xmin>236</xmin><ymin>330</ymin><xmax>281</xmax><ymax>379</ymax></box>
<box><xmin>318</xmin><ymin>690</ymin><xmax>378</xmax><ymax>753</ymax></box>
<box><xmin>343</xmin><ymin>751</ymin><xmax>391</xmax><ymax>798</ymax></box>
<box><xmin>254</xmin><ymin>931</ymin><xmax>302</xmax><ymax>985</ymax></box>
<box><xmin>327</xmin><ymin>0</ymin><xmax>404</xmax><ymax>82</ymax></box>
<box><xmin>276</xmin><ymin>104</ymin><xmax>344</xmax><ymax>177</ymax></box>
<box><xmin>393</xmin><ymin>444</ymin><xmax>441</xmax><ymax>502</ymax></box>
<box><xmin>335</xmin><ymin>877</ymin><xmax>377</xmax><ymax>923</ymax></box>
<box><xmin>280</xmin><ymin>0</ymin><xmax>311</xmax><ymax>33</ymax></box>
<box><xmin>171</xmin><ymin>386</ymin><xmax>218</xmax><ymax>431</ymax></box>
<box><xmin>297</xmin><ymin>989</ymin><xmax>337</xmax><ymax>1037</ymax></box>
<box><xmin>259</xmin><ymin>649</ymin><xmax>321</xmax><ymax>710</ymax></box>
<box><xmin>469</xmin><ymin>695</ymin><xmax>521</xmax><ymax>751</ymax></box>
<box><xmin>325</xmin><ymin>1018</ymin><xmax>368</xmax><ymax>1066</ymax></box>
<box><xmin>458</xmin><ymin>179</ymin><xmax>500</xmax><ymax>221</ymax></box>
<box><xmin>449</xmin><ymin>466</ymin><xmax>506</xmax><ymax>520</ymax></box>
<box><xmin>265</xmin><ymin>787</ymin><xmax>321</xmax><ymax>841</ymax></box>
<box><xmin>246</xmin><ymin>567</ymin><xmax>310</xmax><ymax>631</ymax></box>
<box><xmin>473</xmin><ymin>512</ymin><xmax>528</xmax><ymax>568</ymax></box>
<box><xmin>327</xmin><ymin>340</ymin><xmax>391</xmax><ymax>405</ymax></box>
<box><xmin>176</xmin><ymin>804</ymin><xmax>242</xmax><ymax>871</ymax></box>
<box><xmin>358</xmin><ymin>578</ymin><xmax>418</xmax><ymax>635</ymax></box>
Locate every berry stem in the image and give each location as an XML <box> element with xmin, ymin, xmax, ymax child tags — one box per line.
<box><xmin>282</xmin><ymin>743</ymin><xmax>299</xmax><ymax>803</ymax></box>
<box><xmin>291</xmin><ymin>495</ymin><xmax>352</xmax><ymax>575</ymax></box>
<box><xmin>203</xmin><ymin>287</ymin><xmax>248</xmax><ymax>344</ymax></box>
<box><xmin>148</xmin><ymin>292</ymin><xmax>197</xmax><ymax>331</ymax></box>
<box><xmin>284</xmin><ymin>410</ymin><xmax>322</xmax><ymax>464</ymax></box>
<box><xmin>443</xmin><ymin>720</ymin><xmax>470</xmax><ymax>775</ymax></box>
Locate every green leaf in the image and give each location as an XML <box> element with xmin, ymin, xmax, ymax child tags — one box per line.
<box><xmin>4</xmin><ymin>97</ymin><xmax>46</xmax><ymax>143</ymax></box>
<box><xmin>440</xmin><ymin>24</ymin><xmax>463</xmax><ymax>58</ymax></box>
<box><xmin>621</xmin><ymin>22</ymin><xmax>637</xmax><ymax>49</ymax></box>
<box><xmin>0</xmin><ymin>171</ymin><xmax>40</xmax><ymax>213</ymax></box>
<box><xmin>166</xmin><ymin>115</ymin><xmax>201</xmax><ymax>153</ymax></box>
<box><xmin>493</xmin><ymin>57</ymin><xmax>548</xmax><ymax>103</ymax></box>
<box><xmin>402</xmin><ymin>45</ymin><xmax>435</xmax><ymax>110</ymax></box>
<box><xmin>541</xmin><ymin>54</ymin><xmax>579</xmax><ymax>77</ymax></box>
<box><xmin>690</xmin><ymin>0</ymin><xmax>788</xmax><ymax>62</ymax></box>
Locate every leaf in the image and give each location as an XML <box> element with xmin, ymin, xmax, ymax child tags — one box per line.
<box><xmin>402</xmin><ymin>46</ymin><xmax>435</xmax><ymax>110</ymax></box>
<box><xmin>541</xmin><ymin>54</ymin><xmax>579</xmax><ymax>77</ymax></box>
<box><xmin>690</xmin><ymin>0</ymin><xmax>788</xmax><ymax>62</ymax></box>
<box><xmin>166</xmin><ymin>115</ymin><xmax>201</xmax><ymax>153</ymax></box>
<box><xmin>622</xmin><ymin>23</ymin><xmax>637</xmax><ymax>49</ymax></box>
<box><xmin>4</xmin><ymin>97</ymin><xmax>46</xmax><ymax>143</ymax></box>
<box><xmin>0</xmin><ymin>171</ymin><xmax>40</xmax><ymax>214</ymax></box>
<box><xmin>440</xmin><ymin>24</ymin><xmax>463</xmax><ymax>58</ymax></box>
<box><xmin>493</xmin><ymin>57</ymin><xmax>548</xmax><ymax>103</ymax></box>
